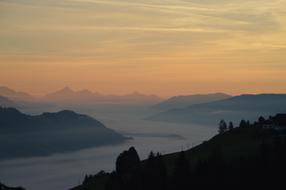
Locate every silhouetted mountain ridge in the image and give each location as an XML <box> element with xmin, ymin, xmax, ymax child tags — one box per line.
<box><xmin>153</xmin><ymin>93</ymin><xmax>231</xmax><ymax>110</ymax></box>
<box><xmin>149</xmin><ymin>94</ymin><xmax>286</xmax><ymax>125</ymax></box>
<box><xmin>0</xmin><ymin>86</ymin><xmax>163</xmax><ymax>108</ymax></box>
<box><xmin>0</xmin><ymin>86</ymin><xmax>34</xmax><ymax>101</ymax></box>
<box><xmin>44</xmin><ymin>87</ymin><xmax>163</xmax><ymax>105</ymax></box>
<box><xmin>0</xmin><ymin>182</ymin><xmax>25</xmax><ymax>190</ymax></box>
<box><xmin>185</xmin><ymin>94</ymin><xmax>286</xmax><ymax>111</ymax></box>
<box><xmin>0</xmin><ymin>107</ymin><xmax>127</xmax><ymax>160</ymax></box>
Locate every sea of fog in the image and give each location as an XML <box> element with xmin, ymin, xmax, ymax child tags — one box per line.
<box><xmin>0</xmin><ymin>106</ymin><xmax>216</xmax><ymax>190</ymax></box>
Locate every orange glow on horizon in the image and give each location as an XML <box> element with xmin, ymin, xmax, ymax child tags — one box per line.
<box><xmin>1</xmin><ymin>0</ymin><xmax>286</xmax><ymax>97</ymax></box>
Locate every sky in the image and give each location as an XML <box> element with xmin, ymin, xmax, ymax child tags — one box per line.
<box><xmin>0</xmin><ymin>0</ymin><xmax>286</xmax><ymax>97</ymax></box>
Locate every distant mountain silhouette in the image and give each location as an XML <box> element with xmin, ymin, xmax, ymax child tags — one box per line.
<box><xmin>149</xmin><ymin>94</ymin><xmax>286</xmax><ymax>125</ymax></box>
<box><xmin>0</xmin><ymin>107</ymin><xmax>127</xmax><ymax>160</ymax></box>
<box><xmin>45</xmin><ymin>86</ymin><xmax>102</xmax><ymax>103</ymax></box>
<box><xmin>0</xmin><ymin>95</ymin><xmax>16</xmax><ymax>107</ymax></box>
<box><xmin>44</xmin><ymin>87</ymin><xmax>162</xmax><ymax>105</ymax></box>
<box><xmin>153</xmin><ymin>93</ymin><xmax>231</xmax><ymax>110</ymax></box>
<box><xmin>113</xmin><ymin>92</ymin><xmax>163</xmax><ymax>104</ymax></box>
<box><xmin>0</xmin><ymin>86</ymin><xmax>34</xmax><ymax>101</ymax></box>
<box><xmin>0</xmin><ymin>86</ymin><xmax>163</xmax><ymax>107</ymax></box>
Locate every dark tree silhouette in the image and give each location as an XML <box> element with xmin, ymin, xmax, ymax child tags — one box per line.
<box><xmin>116</xmin><ymin>146</ymin><xmax>140</xmax><ymax>174</ymax></box>
<box><xmin>219</xmin><ymin>120</ymin><xmax>227</xmax><ymax>134</ymax></box>
<box><xmin>258</xmin><ymin>116</ymin><xmax>266</xmax><ymax>124</ymax></box>
<box><xmin>228</xmin><ymin>121</ymin><xmax>234</xmax><ymax>130</ymax></box>
<box><xmin>239</xmin><ymin>120</ymin><xmax>248</xmax><ymax>128</ymax></box>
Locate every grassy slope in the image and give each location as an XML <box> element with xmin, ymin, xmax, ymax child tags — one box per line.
<box><xmin>162</xmin><ymin>126</ymin><xmax>270</xmax><ymax>174</ymax></box>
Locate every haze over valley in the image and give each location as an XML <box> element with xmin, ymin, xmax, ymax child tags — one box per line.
<box><xmin>1</xmin><ymin>0</ymin><xmax>286</xmax><ymax>189</ymax></box>
<box><xmin>1</xmin><ymin>88</ymin><xmax>286</xmax><ymax>190</ymax></box>
<box><xmin>1</xmin><ymin>86</ymin><xmax>286</xmax><ymax>189</ymax></box>
<box><xmin>0</xmin><ymin>86</ymin><xmax>219</xmax><ymax>189</ymax></box>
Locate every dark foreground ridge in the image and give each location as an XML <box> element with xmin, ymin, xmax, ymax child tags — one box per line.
<box><xmin>0</xmin><ymin>107</ymin><xmax>127</xmax><ymax>160</ymax></box>
<box><xmin>72</xmin><ymin>113</ymin><xmax>286</xmax><ymax>190</ymax></box>
<box><xmin>0</xmin><ymin>182</ymin><xmax>25</xmax><ymax>190</ymax></box>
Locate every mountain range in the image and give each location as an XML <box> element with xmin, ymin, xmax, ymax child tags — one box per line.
<box><xmin>0</xmin><ymin>107</ymin><xmax>127</xmax><ymax>160</ymax></box>
<box><xmin>0</xmin><ymin>86</ymin><xmax>163</xmax><ymax>106</ymax></box>
<box><xmin>0</xmin><ymin>86</ymin><xmax>34</xmax><ymax>102</ymax></box>
<box><xmin>153</xmin><ymin>93</ymin><xmax>231</xmax><ymax>110</ymax></box>
<box><xmin>149</xmin><ymin>94</ymin><xmax>286</xmax><ymax>125</ymax></box>
<box><xmin>45</xmin><ymin>87</ymin><xmax>162</xmax><ymax>105</ymax></box>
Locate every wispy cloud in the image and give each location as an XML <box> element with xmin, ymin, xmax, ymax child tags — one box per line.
<box><xmin>1</xmin><ymin>0</ymin><xmax>286</xmax><ymax>95</ymax></box>
<box><xmin>1</xmin><ymin>0</ymin><xmax>286</xmax><ymax>59</ymax></box>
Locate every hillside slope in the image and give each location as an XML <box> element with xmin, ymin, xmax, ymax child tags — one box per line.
<box><xmin>72</xmin><ymin>115</ymin><xmax>286</xmax><ymax>190</ymax></box>
<box><xmin>0</xmin><ymin>108</ymin><xmax>127</xmax><ymax>160</ymax></box>
<box><xmin>149</xmin><ymin>94</ymin><xmax>286</xmax><ymax>125</ymax></box>
<box><xmin>153</xmin><ymin>93</ymin><xmax>231</xmax><ymax>110</ymax></box>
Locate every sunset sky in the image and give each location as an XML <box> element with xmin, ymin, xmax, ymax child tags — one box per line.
<box><xmin>1</xmin><ymin>0</ymin><xmax>286</xmax><ymax>97</ymax></box>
